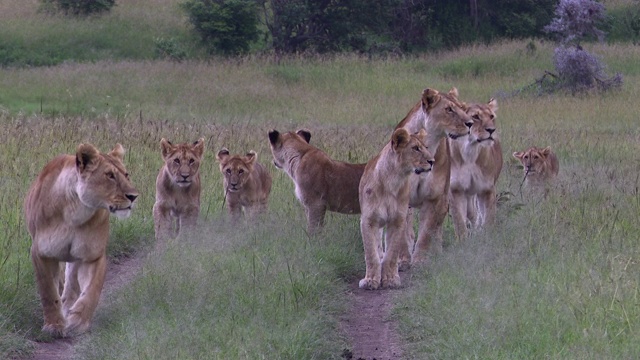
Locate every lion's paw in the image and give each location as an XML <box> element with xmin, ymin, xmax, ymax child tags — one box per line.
<box><xmin>42</xmin><ymin>322</ymin><xmax>66</xmax><ymax>338</ymax></box>
<box><xmin>398</xmin><ymin>260</ymin><xmax>411</xmax><ymax>272</ymax></box>
<box><xmin>381</xmin><ymin>274</ymin><xmax>401</xmax><ymax>289</ymax></box>
<box><xmin>358</xmin><ymin>278</ymin><xmax>380</xmax><ymax>290</ymax></box>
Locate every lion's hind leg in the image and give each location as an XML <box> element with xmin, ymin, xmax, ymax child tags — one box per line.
<box><xmin>64</xmin><ymin>255</ymin><xmax>107</xmax><ymax>336</ymax></box>
<box><xmin>32</xmin><ymin>252</ymin><xmax>66</xmax><ymax>337</ymax></box>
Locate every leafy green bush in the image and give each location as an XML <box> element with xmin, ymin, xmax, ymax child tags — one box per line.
<box><xmin>40</xmin><ymin>0</ymin><xmax>116</xmax><ymax>16</ymax></box>
<box><xmin>181</xmin><ymin>0</ymin><xmax>259</xmax><ymax>55</ymax></box>
<box><xmin>153</xmin><ymin>37</ymin><xmax>187</xmax><ymax>61</ymax></box>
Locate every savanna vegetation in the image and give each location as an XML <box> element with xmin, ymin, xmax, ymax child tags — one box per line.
<box><xmin>1</xmin><ymin>0</ymin><xmax>640</xmax><ymax>359</ymax></box>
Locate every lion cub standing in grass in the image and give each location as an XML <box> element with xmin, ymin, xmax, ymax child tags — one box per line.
<box><xmin>24</xmin><ymin>143</ymin><xmax>138</xmax><ymax>337</ymax></box>
<box><xmin>359</xmin><ymin>128</ymin><xmax>434</xmax><ymax>290</ymax></box>
<box><xmin>449</xmin><ymin>99</ymin><xmax>503</xmax><ymax>240</ymax></box>
<box><xmin>153</xmin><ymin>138</ymin><xmax>205</xmax><ymax>242</ymax></box>
<box><xmin>512</xmin><ymin>146</ymin><xmax>559</xmax><ymax>186</ymax></box>
<box><xmin>216</xmin><ymin>148</ymin><xmax>272</xmax><ymax>220</ymax></box>
<box><xmin>268</xmin><ymin>129</ymin><xmax>366</xmax><ymax>234</ymax></box>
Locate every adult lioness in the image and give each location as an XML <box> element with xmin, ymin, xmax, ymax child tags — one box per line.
<box><xmin>153</xmin><ymin>138</ymin><xmax>205</xmax><ymax>242</ymax></box>
<box><xmin>512</xmin><ymin>146</ymin><xmax>559</xmax><ymax>186</ymax></box>
<box><xmin>395</xmin><ymin>88</ymin><xmax>473</xmax><ymax>267</ymax></box>
<box><xmin>359</xmin><ymin>128</ymin><xmax>434</xmax><ymax>290</ymax></box>
<box><xmin>449</xmin><ymin>99</ymin><xmax>503</xmax><ymax>240</ymax></box>
<box><xmin>268</xmin><ymin>129</ymin><xmax>366</xmax><ymax>234</ymax></box>
<box><xmin>24</xmin><ymin>143</ymin><xmax>138</xmax><ymax>337</ymax></box>
<box><xmin>216</xmin><ymin>148</ymin><xmax>272</xmax><ymax>220</ymax></box>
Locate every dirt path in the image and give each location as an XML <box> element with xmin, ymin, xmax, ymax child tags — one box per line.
<box><xmin>27</xmin><ymin>253</ymin><xmax>144</xmax><ymax>360</ymax></box>
<box><xmin>27</xmin><ymin>254</ymin><xmax>408</xmax><ymax>360</ymax></box>
<box><xmin>340</xmin><ymin>273</ymin><xmax>410</xmax><ymax>360</ymax></box>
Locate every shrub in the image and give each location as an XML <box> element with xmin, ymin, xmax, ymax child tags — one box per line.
<box><xmin>181</xmin><ymin>0</ymin><xmax>259</xmax><ymax>56</ymax></box>
<box><xmin>553</xmin><ymin>46</ymin><xmax>622</xmax><ymax>92</ymax></box>
<box><xmin>40</xmin><ymin>0</ymin><xmax>116</xmax><ymax>16</ymax></box>
<box><xmin>153</xmin><ymin>37</ymin><xmax>187</xmax><ymax>61</ymax></box>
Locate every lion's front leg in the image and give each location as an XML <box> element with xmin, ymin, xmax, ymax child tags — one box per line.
<box><xmin>64</xmin><ymin>254</ymin><xmax>107</xmax><ymax>337</ymax></box>
<box><xmin>305</xmin><ymin>204</ymin><xmax>326</xmax><ymax>235</ymax></box>
<box><xmin>31</xmin><ymin>252</ymin><xmax>66</xmax><ymax>338</ymax></box>
<box><xmin>179</xmin><ymin>204</ymin><xmax>200</xmax><ymax>236</ymax></box>
<box><xmin>61</xmin><ymin>262</ymin><xmax>80</xmax><ymax>317</ymax></box>
<box><xmin>397</xmin><ymin>207</ymin><xmax>415</xmax><ymax>272</ymax></box>
<box><xmin>449</xmin><ymin>190</ymin><xmax>469</xmax><ymax>241</ymax></box>
<box><xmin>477</xmin><ymin>190</ymin><xmax>497</xmax><ymax>228</ymax></box>
<box><xmin>381</xmin><ymin>218</ymin><xmax>403</xmax><ymax>289</ymax></box>
<box><xmin>412</xmin><ymin>196</ymin><xmax>447</xmax><ymax>264</ymax></box>
<box><xmin>359</xmin><ymin>217</ymin><xmax>382</xmax><ymax>290</ymax></box>
<box><xmin>153</xmin><ymin>202</ymin><xmax>174</xmax><ymax>243</ymax></box>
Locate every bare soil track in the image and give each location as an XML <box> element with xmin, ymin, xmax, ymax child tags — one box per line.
<box><xmin>25</xmin><ymin>254</ymin><xmax>409</xmax><ymax>360</ymax></box>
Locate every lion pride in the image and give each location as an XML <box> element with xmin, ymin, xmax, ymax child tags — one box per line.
<box><xmin>268</xmin><ymin>129</ymin><xmax>365</xmax><ymax>234</ymax></box>
<box><xmin>24</xmin><ymin>143</ymin><xmax>138</xmax><ymax>337</ymax></box>
<box><xmin>216</xmin><ymin>148</ymin><xmax>272</xmax><ymax>220</ymax></box>
<box><xmin>449</xmin><ymin>99</ymin><xmax>503</xmax><ymax>240</ymax></box>
<box><xmin>359</xmin><ymin>128</ymin><xmax>433</xmax><ymax>290</ymax></box>
<box><xmin>153</xmin><ymin>138</ymin><xmax>205</xmax><ymax>242</ymax></box>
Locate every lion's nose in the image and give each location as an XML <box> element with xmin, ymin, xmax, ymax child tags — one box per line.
<box><xmin>427</xmin><ymin>159</ymin><xmax>435</xmax><ymax>166</ymax></box>
<box><xmin>126</xmin><ymin>194</ymin><xmax>138</xmax><ymax>202</ymax></box>
<box><xmin>487</xmin><ymin>128</ymin><xmax>495</xmax><ymax>135</ymax></box>
<box><xmin>465</xmin><ymin>121</ymin><xmax>473</xmax><ymax>128</ymax></box>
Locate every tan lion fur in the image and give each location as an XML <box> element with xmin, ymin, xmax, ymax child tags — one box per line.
<box><xmin>359</xmin><ymin>128</ymin><xmax>434</xmax><ymax>290</ymax></box>
<box><xmin>394</xmin><ymin>87</ymin><xmax>473</xmax><ymax>268</ymax></box>
<box><xmin>512</xmin><ymin>146</ymin><xmax>560</xmax><ymax>186</ymax></box>
<box><xmin>216</xmin><ymin>148</ymin><xmax>272</xmax><ymax>220</ymax></box>
<box><xmin>449</xmin><ymin>99</ymin><xmax>503</xmax><ymax>240</ymax></box>
<box><xmin>24</xmin><ymin>143</ymin><xmax>138</xmax><ymax>337</ymax></box>
<box><xmin>153</xmin><ymin>138</ymin><xmax>205</xmax><ymax>242</ymax></box>
<box><xmin>268</xmin><ymin>129</ymin><xmax>365</xmax><ymax>234</ymax></box>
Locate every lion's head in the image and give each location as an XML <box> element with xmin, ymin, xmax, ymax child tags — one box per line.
<box><xmin>75</xmin><ymin>143</ymin><xmax>139</xmax><ymax>219</ymax></box>
<box><xmin>466</xmin><ymin>98</ymin><xmax>498</xmax><ymax>146</ymax></box>
<box><xmin>392</xmin><ymin>128</ymin><xmax>434</xmax><ymax>175</ymax></box>
<box><xmin>160</xmin><ymin>138</ymin><xmax>205</xmax><ymax>188</ymax></box>
<box><xmin>422</xmin><ymin>87</ymin><xmax>473</xmax><ymax>140</ymax></box>
<box><xmin>267</xmin><ymin>129</ymin><xmax>311</xmax><ymax>171</ymax></box>
<box><xmin>216</xmin><ymin>148</ymin><xmax>259</xmax><ymax>193</ymax></box>
<box><xmin>512</xmin><ymin>146</ymin><xmax>559</xmax><ymax>181</ymax></box>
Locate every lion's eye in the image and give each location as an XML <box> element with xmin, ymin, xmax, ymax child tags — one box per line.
<box><xmin>189</xmin><ymin>158</ymin><xmax>195</xmax><ymax>165</ymax></box>
<box><xmin>106</xmin><ymin>171</ymin><xmax>115</xmax><ymax>180</ymax></box>
<box><xmin>472</xmin><ymin>114</ymin><xmax>480</xmax><ymax>120</ymax></box>
<box><xmin>226</xmin><ymin>169</ymin><xmax>231</xmax><ymax>174</ymax></box>
<box><xmin>446</xmin><ymin>106</ymin><xmax>454</xmax><ymax>113</ymax></box>
<box><xmin>173</xmin><ymin>158</ymin><xmax>180</xmax><ymax>165</ymax></box>
<box><xmin>534</xmin><ymin>155</ymin><xmax>539</xmax><ymax>160</ymax></box>
<box><xmin>490</xmin><ymin>114</ymin><xmax>495</xmax><ymax>120</ymax></box>
<box><xmin>524</xmin><ymin>155</ymin><xmax>529</xmax><ymax>159</ymax></box>
<box><xmin>413</xmin><ymin>145</ymin><xmax>421</xmax><ymax>152</ymax></box>
<box><xmin>125</xmin><ymin>173</ymin><xmax>130</xmax><ymax>179</ymax></box>
<box><xmin>239</xmin><ymin>169</ymin><xmax>244</xmax><ymax>174</ymax></box>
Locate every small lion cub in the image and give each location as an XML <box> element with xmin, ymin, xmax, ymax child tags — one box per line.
<box><xmin>153</xmin><ymin>138</ymin><xmax>205</xmax><ymax>242</ymax></box>
<box><xmin>216</xmin><ymin>148</ymin><xmax>272</xmax><ymax>220</ymax></box>
<box><xmin>512</xmin><ymin>146</ymin><xmax>559</xmax><ymax>186</ymax></box>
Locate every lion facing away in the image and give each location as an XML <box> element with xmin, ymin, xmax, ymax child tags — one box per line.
<box><xmin>153</xmin><ymin>138</ymin><xmax>205</xmax><ymax>242</ymax></box>
<box><xmin>394</xmin><ymin>87</ymin><xmax>473</xmax><ymax>267</ymax></box>
<box><xmin>359</xmin><ymin>128</ymin><xmax>433</xmax><ymax>290</ymax></box>
<box><xmin>24</xmin><ymin>143</ymin><xmax>138</xmax><ymax>337</ymax></box>
<box><xmin>268</xmin><ymin>129</ymin><xmax>366</xmax><ymax>234</ymax></box>
<box><xmin>216</xmin><ymin>148</ymin><xmax>272</xmax><ymax>220</ymax></box>
<box><xmin>512</xmin><ymin>146</ymin><xmax>559</xmax><ymax>186</ymax></box>
<box><xmin>449</xmin><ymin>99</ymin><xmax>503</xmax><ymax>240</ymax></box>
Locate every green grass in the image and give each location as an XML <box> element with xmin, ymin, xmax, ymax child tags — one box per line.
<box><xmin>2</xmin><ymin>7</ymin><xmax>640</xmax><ymax>358</ymax></box>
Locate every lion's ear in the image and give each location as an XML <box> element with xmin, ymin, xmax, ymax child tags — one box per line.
<box><xmin>109</xmin><ymin>143</ymin><xmax>125</xmax><ymax>161</ymax></box>
<box><xmin>391</xmin><ymin>128</ymin><xmax>410</xmax><ymax>151</ymax></box>
<box><xmin>422</xmin><ymin>88</ymin><xmax>440</xmax><ymax>109</ymax></box>
<box><xmin>245</xmin><ymin>150</ymin><xmax>257</xmax><ymax>165</ymax></box>
<box><xmin>160</xmin><ymin>138</ymin><xmax>174</xmax><ymax>159</ymax></box>
<box><xmin>512</xmin><ymin>151</ymin><xmax>524</xmax><ymax>160</ymax></box>
<box><xmin>488</xmin><ymin>98</ymin><xmax>498</xmax><ymax>112</ymax></box>
<box><xmin>76</xmin><ymin>143</ymin><xmax>100</xmax><ymax>173</ymax></box>
<box><xmin>268</xmin><ymin>130</ymin><xmax>281</xmax><ymax>146</ymax></box>
<box><xmin>192</xmin><ymin>138</ymin><xmax>205</xmax><ymax>158</ymax></box>
<box><xmin>541</xmin><ymin>147</ymin><xmax>552</xmax><ymax>157</ymax></box>
<box><xmin>296</xmin><ymin>129</ymin><xmax>311</xmax><ymax>143</ymax></box>
<box><xmin>448</xmin><ymin>87</ymin><xmax>459</xmax><ymax>98</ymax></box>
<box><xmin>216</xmin><ymin>148</ymin><xmax>230</xmax><ymax>162</ymax></box>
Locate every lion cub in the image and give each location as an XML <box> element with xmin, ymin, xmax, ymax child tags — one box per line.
<box><xmin>359</xmin><ymin>128</ymin><xmax>434</xmax><ymax>290</ymax></box>
<box><xmin>216</xmin><ymin>148</ymin><xmax>272</xmax><ymax>220</ymax></box>
<box><xmin>268</xmin><ymin>129</ymin><xmax>366</xmax><ymax>234</ymax></box>
<box><xmin>512</xmin><ymin>146</ymin><xmax>559</xmax><ymax>186</ymax></box>
<box><xmin>449</xmin><ymin>99</ymin><xmax>503</xmax><ymax>240</ymax></box>
<box><xmin>25</xmin><ymin>143</ymin><xmax>138</xmax><ymax>337</ymax></box>
<box><xmin>153</xmin><ymin>138</ymin><xmax>205</xmax><ymax>242</ymax></box>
